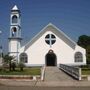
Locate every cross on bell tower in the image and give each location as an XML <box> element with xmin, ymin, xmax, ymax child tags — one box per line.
<box><xmin>8</xmin><ymin>5</ymin><xmax>22</xmax><ymax>60</ymax></box>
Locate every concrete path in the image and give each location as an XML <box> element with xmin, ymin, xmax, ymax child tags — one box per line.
<box><xmin>45</xmin><ymin>67</ymin><xmax>76</xmax><ymax>81</ymax></box>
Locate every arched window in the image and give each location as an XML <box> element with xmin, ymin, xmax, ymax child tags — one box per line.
<box><xmin>19</xmin><ymin>53</ymin><xmax>28</xmax><ymax>63</ymax></box>
<box><xmin>75</xmin><ymin>52</ymin><xmax>83</xmax><ymax>62</ymax></box>
<box><xmin>12</xmin><ymin>15</ymin><xmax>18</xmax><ymax>23</ymax></box>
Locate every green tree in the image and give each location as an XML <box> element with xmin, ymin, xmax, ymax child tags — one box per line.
<box><xmin>77</xmin><ymin>35</ymin><xmax>90</xmax><ymax>64</ymax></box>
<box><xmin>3</xmin><ymin>54</ymin><xmax>13</xmax><ymax>71</ymax></box>
<box><xmin>11</xmin><ymin>62</ymin><xmax>16</xmax><ymax>71</ymax></box>
<box><xmin>77</xmin><ymin>35</ymin><xmax>90</xmax><ymax>48</ymax></box>
<box><xmin>86</xmin><ymin>45</ymin><xmax>90</xmax><ymax>64</ymax></box>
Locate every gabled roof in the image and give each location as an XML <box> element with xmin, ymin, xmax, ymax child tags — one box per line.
<box><xmin>24</xmin><ymin>23</ymin><xmax>76</xmax><ymax>51</ymax></box>
<box><xmin>12</xmin><ymin>5</ymin><xmax>19</xmax><ymax>10</ymax></box>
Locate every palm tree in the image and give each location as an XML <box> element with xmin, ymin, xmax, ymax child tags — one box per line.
<box><xmin>3</xmin><ymin>54</ymin><xmax>13</xmax><ymax>71</ymax></box>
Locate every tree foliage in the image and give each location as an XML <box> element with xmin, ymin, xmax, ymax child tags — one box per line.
<box><xmin>11</xmin><ymin>62</ymin><xmax>16</xmax><ymax>71</ymax></box>
<box><xmin>3</xmin><ymin>54</ymin><xmax>13</xmax><ymax>63</ymax></box>
<box><xmin>77</xmin><ymin>35</ymin><xmax>90</xmax><ymax>64</ymax></box>
<box><xmin>86</xmin><ymin>46</ymin><xmax>90</xmax><ymax>64</ymax></box>
<box><xmin>77</xmin><ymin>35</ymin><xmax>90</xmax><ymax>48</ymax></box>
<box><xmin>3</xmin><ymin>54</ymin><xmax>13</xmax><ymax>71</ymax></box>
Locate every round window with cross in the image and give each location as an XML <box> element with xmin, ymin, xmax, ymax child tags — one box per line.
<box><xmin>45</xmin><ymin>34</ymin><xmax>56</xmax><ymax>47</ymax></box>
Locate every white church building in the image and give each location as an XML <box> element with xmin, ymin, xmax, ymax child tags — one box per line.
<box><xmin>8</xmin><ymin>5</ymin><xmax>86</xmax><ymax>67</ymax></box>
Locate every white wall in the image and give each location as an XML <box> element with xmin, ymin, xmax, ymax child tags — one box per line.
<box><xmin>9</xmin><ymin>39</ymin><xmax>21</xmax><ymax>58</ymax></box>
<box><xmin>9</xmin><ymin>40</ymin><xmax>18</xmax><ymax>52</ymax></box>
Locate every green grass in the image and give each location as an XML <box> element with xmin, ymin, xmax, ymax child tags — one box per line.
<box><xmin>0</xmin><ymin>67</ymin><xmax>41</xmax><ymax>75</ymax></box>
<box><xmin>82</xmin><ymin>68</ymin><xmax>90</xmax><ymax>75</ymax></box>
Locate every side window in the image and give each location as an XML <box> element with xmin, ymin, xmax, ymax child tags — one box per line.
<box><xmin>75</xmin><ymin>52</ymin><xmax>83</xmax><ymax>62</ymax></box>
<box><xmin>19</xmin><ymin>53</ymin><xmax>28</xmax><ymax>63</ymax></box>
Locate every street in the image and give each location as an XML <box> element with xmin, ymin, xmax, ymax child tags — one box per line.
<box><xmin>0</xmin><ymin>86</ymin><xmax>90</xmax><ymax>90</ymax></box>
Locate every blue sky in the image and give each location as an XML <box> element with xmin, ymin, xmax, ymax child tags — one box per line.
<box><xmin>0</xmin><ymin>0</ymin><xmax>90</xmax><ymax>53</ymax></box>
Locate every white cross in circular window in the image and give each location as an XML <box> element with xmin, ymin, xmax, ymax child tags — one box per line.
<box><xmin>45</xmin><ymin>34</ymin><xmax>56</xmax><ymax>47</ymax></box>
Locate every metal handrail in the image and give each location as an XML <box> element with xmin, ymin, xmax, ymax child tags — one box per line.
<box><xmin>60</xmin><ymin>64</ymin><xmax>81</xmax><ymax>80</ymax></box>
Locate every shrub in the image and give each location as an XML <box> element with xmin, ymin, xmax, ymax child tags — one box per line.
<box><xmin>18</xmin><ymin>62</ymin><xmax>25</xmax><ymax>71</ymax></box>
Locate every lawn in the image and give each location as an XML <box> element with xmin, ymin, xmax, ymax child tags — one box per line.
<box><xmin>82</xmin><ymin>68</ymin><xmax>90</xmax><ymax>75</ymax></box>
<box><xmin>0</xmin><ymin>67</ymin><xmax>41</xmax><ymax>75</ymax></box>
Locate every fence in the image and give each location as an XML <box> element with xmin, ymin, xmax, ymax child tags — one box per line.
<box><xmin>41</xmin><ymin>66</ymin><xmax>45</xmax><ymax>81</ymax></box>
<box><xmin>60</xmin><ymin>64</ymin><xmax>81</xmax><ymax>80</ymax></box>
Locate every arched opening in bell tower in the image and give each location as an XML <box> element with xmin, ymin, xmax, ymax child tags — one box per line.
<box><xmin>12</xmin><ymin>15</ymin><xmax>18</xmax><ymax>23</ymax></box>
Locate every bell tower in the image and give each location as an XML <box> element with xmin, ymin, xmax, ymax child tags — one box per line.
<box><xmin>8</xmin><ymin>5</ymin><xmax>22</xmax><ymax>60</ymax></box>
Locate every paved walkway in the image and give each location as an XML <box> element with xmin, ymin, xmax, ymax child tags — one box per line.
<box><xmin>45</xmin><ymin>67</ymin><xmax>75</xmax><ymax>81</ymax></box>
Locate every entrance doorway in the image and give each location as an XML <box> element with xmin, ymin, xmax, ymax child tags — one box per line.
<box><xmin>45</xmin><ymin>50</ymin><xmax>57</xmax><ymax>66</ymax></box>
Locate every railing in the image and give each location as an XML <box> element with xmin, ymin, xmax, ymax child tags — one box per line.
<box><xmin>0</xmin><ymin>57</ymin><xmax>3</xmax><ymax>66</ymax></box>
<box><xmin>60</xmin><ymin>64</ymin><xmax>81</xmax><ymax>80</ymax></box>
<box><xmin>41</xmin><ymin>66</ymin><xmax>45</xmax><ymax>81</ymax></box>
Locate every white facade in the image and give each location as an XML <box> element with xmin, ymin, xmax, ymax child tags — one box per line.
<box><xmin>9</xmin><ymin>5</ymin><xmax>86</xmax><ymax>66</ymax></box>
